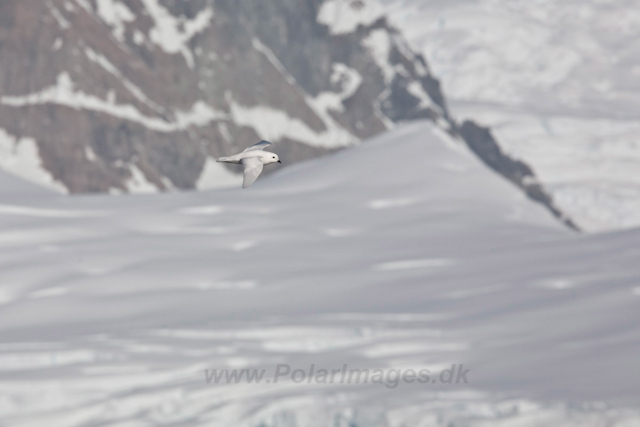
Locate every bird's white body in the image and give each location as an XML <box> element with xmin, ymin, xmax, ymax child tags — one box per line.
<box><xmin>217</xmin><ymin>140</ymin><xmax>281</xmax><ymax>188</ymax></box>
<box><xmin>217</xmin><ymin>150</ymin><xmax>278</xmax><ymax>165</ymax></box>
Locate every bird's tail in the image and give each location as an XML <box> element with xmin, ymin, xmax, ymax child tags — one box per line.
<box><xmin>217</xmin><ymin>156</ymin><xmax>231</xmax><ymax>163</ymax></box>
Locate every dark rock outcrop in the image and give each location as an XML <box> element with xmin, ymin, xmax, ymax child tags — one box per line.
<box><xmin>456</xmin><ymin>120</ymin><xmax>579</xmax><ymax>230</ymax></box>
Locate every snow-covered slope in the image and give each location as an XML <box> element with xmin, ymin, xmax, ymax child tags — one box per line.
<box><xmin>379</xmin><ymin>0</ymin><xmax>640</xmax><ymax>232</ymax></box>
<box><xmin>0</xmin><ymin>122</ymin><xmax>639</xmax><ymax>426</ymax></box>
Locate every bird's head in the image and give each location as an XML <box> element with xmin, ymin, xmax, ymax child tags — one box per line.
<box><xmin>263</xmin><ymin>153</ymin><xmax>281</xmax><ymax>165</ymax></box>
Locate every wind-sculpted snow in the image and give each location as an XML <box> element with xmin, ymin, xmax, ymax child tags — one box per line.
<box><xmin>0</xmin><ymin>123</ymin><xmax>639</xmax><ymax>426</ymax></box>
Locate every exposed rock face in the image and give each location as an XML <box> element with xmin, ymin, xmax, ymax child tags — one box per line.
<box><xmin>456</xmin><ymin>120</ymin><xmax>579</xmax><ymax>230</ymax></box>
<box><xmin>0</xmin><ymin>0</ymin><xmax>446</xmax><ymax>193</ymax></box>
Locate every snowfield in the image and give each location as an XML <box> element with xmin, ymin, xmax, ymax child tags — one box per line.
<box><xmin>0</xmin><ymin>122</ymin><xmax>639</xmax><ymax>426</ymax></box>
<box><xmin>378</xmin><ymin>0</ymin><xmax>640</xmax><ymax>232</ymax></box>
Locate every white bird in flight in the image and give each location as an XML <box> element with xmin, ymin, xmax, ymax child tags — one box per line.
<box><xmin>217</xmin><ymin>140</ymin><xmax>281</xmax><ymax>188</ymax></box>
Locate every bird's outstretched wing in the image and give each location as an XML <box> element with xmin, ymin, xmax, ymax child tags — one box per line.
<box><xmin>243</xmin><ymin>140</ymin><xmax>272</xmax><ymax>152</ymax></box>
<box><xmin>241</xmin><ymin>157</ymin><xmax>264</xmax><ymax>188</ymax></box>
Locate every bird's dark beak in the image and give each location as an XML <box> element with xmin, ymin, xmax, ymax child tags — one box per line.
<box><xmin>277</xmin><ymin>160</ymin><xmax>282</xmax><ymax>163</ymax></box>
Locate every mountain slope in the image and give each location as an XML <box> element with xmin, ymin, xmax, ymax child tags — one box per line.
<box><xmin>0</xmin><ymin>0</ymin><xmax>445</xmax><ymax>194</ymax></box>
<box><xmin>0</xmin><ymin>122</ymin><xmax>639</xmax><ymax>426</ymax></box>
<box><xmin>378</xmin><ymin>0</ymin><xmax>640</xmax><ymax>231</ymax></box>
<box><xmin>0</xmin><ymin>0</ymin><xmax>579</xmax><ymax>231</ymax></box>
